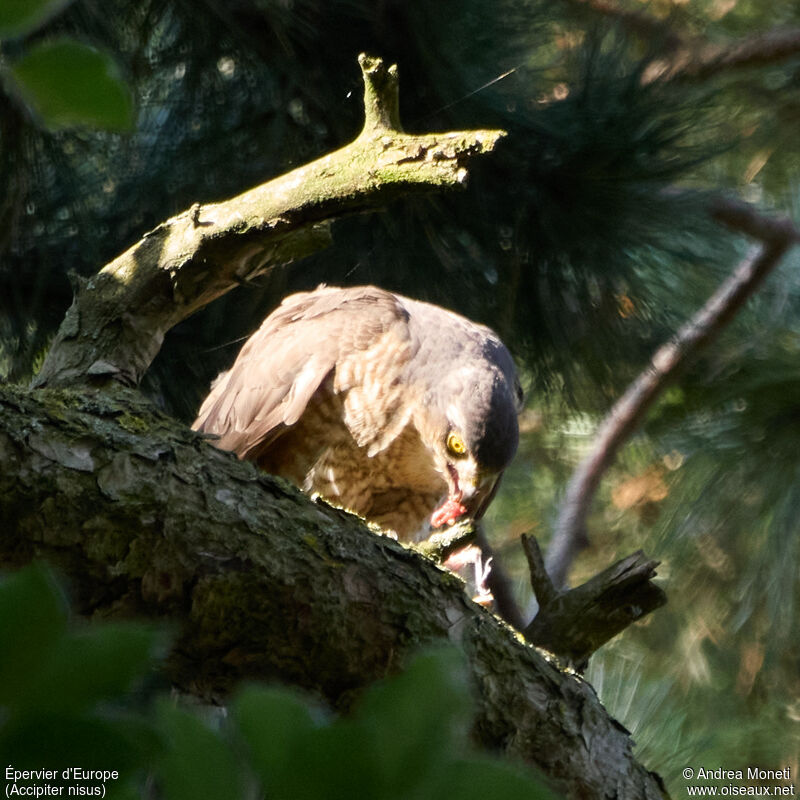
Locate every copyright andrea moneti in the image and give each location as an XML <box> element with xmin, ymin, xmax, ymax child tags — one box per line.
<box><xmin>4</xmin><ymin>767</ymin><xmax>119</xmax><ymax>797</ymax></box>
<box><xmin>681</xmin><ymin>766</ymin><xmax>795</xmax><ymax>797</ymax></box>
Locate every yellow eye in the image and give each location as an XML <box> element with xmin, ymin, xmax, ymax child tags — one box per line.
<box><xmin>446</xmin><ymin>432</ymin><xmax>467</xmax><ymax>456</ymax></box>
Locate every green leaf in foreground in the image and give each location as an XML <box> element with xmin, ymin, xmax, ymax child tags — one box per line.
<box><xmin>230</xmin><ymin>648</ymin><xmax>558</xmax><ymax>800</ymax></box>
<box><xmin>232</xmin><ymin>684</ymin><xmax>320</xmax><ymax>787</ymax></box>
<box><xmin>0</xmin><ymin>711</ymin><xmax>160</xmax><ymax>773</ymax></box>
<box><xmin>155</xmin><ymin>702</ymin><xmax>246</xmax><ymax>800</ymax></box>
<box><xmin>354</xmin><ymin>647</ymin><xmax>473</xmax><ymax>793</ymax></box>
<box><xmin>0</xmin><ymin>563</ymin><xmax>67</xmax><ymax>706</ymax></box>
<box><xmin>427</xmin><ymin>757</ymin><xmax>557</xmax><ymax>800</ymax></box>
<box><xmin>8</xmin><ymin>37</ymin><xmax>133</xmax><ymax>131</ymax></box>
<box><xmin>0</xmin><ymin>0</ymin><xmax>69</xmax><ymax>39</ymax></box>
<box><xmin>14</xmin><ymin>623</ymin><xmax>161</xmax><ymax>714</ymax></box>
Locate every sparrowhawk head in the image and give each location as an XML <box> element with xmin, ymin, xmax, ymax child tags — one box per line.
<box><xmin>418</xmin><ymin>354</ymin><xmax>521</xmax><ymax>523</ymax></box>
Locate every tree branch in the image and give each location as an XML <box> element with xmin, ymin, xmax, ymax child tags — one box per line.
<box><xmin>31</xmin><ymin>54</ymin><xmax>505</xmax><ymax>390</ymax></box>
<box><xmin>546</xmin><ymin>203</ymin><xmax>799</xmax><ymax>588</ymax></box>
<box><xmin>710</xmin><ymin>196</ymin><xmax>800</xmax><ymax>244</ymax></box>
<box><xmin>523</xmin><ymin>535</ymin><xmax>666</xmax><ymax>667</ymax></box>
<box><xmin>0</xmin><ymin>384</ymin><xmax>667</xmax><ymax>800</ymax></box>
<box><xmin>415</xmin><ymin>519</ymin><xmax>476</xmax><ymax>562</ymax></box>
<box><xmin>653</xmin><ymin>27</ymin><xmax>800</xmax><ymax>83</ymax></box>
<box><xmin>522</xmin><ymin>533</ymin><xmax>559</xmax><ymax>610</ymax></box>
<box><xmin>564</xmin><ymin>0</ymin><xmax>800</xmax><ymax>85</ymax></box>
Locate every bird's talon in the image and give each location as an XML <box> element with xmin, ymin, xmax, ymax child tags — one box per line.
<box><xmin>472</xmin><ymin>591</ymin><xmax>495</xmax><ymax>606</ymax></box>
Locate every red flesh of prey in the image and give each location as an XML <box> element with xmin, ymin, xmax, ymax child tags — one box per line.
<box><xmin>431</xmin><ymin>496</ymin><xmax>467</xmax><ymax>528</ymax></box>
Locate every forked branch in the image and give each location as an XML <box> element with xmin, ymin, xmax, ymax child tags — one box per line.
<box><xmin>32</xmin><ymin>55</ymin><xmax>504</xmax><ymax>391</ymax></box>
<box><xmin>523</xmin><ymin>534</ymin><xmax>665</xmax><ymax>667</ymax></box>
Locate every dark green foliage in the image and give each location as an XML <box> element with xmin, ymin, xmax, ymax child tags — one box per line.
<box><xmin>0</xmin><ymin>559</ymin><xmax>66</xmax><ymax>705</ymax></box>
<box><xmin>231</xmin><ymin>647</ymin><xmax>553</xmax><ymax>800</ymax></box>
<box><xmin>0</xmin><ymin>564</ymin><xmax>162</xmax><ymax>796</ymax></box>
<box><xmin>0</xmin><ymin>0</ymin><xmax>69</xmax><ymax>39</ymax></box>
<box><xmin>0</xmin><ymin>566</ymin><xmax>555</xmax><ymax>799</ymax></box>
<box><xmin>156</xmin><ymin>701</ymin><xmax>246</xmax><ymax>800</ymax></box>
<box><xmin>8</xmin><ymin>38</ymin><xmax>133</xmax><ymax>131</ymax></box>
<box><xmin>1</xmin><ymin>0</ymin><xmax>133</xmax><ymax>132</ymax></box>
<box><xmin>233</xmin><ymin>685</ymin><xmax>320</xmax><ymax>791</ymax></box>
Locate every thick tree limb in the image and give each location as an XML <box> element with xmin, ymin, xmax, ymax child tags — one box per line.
<box><xmin>0</xmin><ymin>384</ymin><xmax>667</xmax><ymax>800</ymax></box>
<box><xmin>31</xmin><ymin>54</ymin><xmax>504</xmax><ymax>390</ymax></box>
<box><xmin>546</xmin><ymin>203</ymin><xmax>799</xmax><ymax>588</ymax></box>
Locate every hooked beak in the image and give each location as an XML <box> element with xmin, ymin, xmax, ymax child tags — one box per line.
<box><xmin>459</xmin><ymin>471</ymin><xmax>502</xmax><ymax>521</ymax></box>
<box><xmin>431</xmin><ymin>461</ymin><xmax>502</xmax><ymax>530</ymax></box>
<box><xmin>446</xmin><ymin>462</ymin><xmax>501</xmax><ymax>520</ymax></box>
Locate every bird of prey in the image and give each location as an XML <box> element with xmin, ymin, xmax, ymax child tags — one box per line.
<box><xmin>193</xmin><ymin>285</ymin><xmax>521</xmax><ymax>541</ymax></box>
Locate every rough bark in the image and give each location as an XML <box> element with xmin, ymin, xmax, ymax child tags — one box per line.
<box><xmin>0</xmin><ymin>384</ymin><xmax>667</xmax><ymax>800</ymax></box>
<box><xmin>523</xmin><ymin>536</ymin><xmax>666</xmax><ymax>668</ymax></box>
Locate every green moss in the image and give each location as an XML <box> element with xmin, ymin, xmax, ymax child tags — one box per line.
<box><xmin>124</xmin><ymin>536</ymin><xmax>160</xmax><ymax>576</ymax></box>
<box><xmin>117</xmin><ymin>411</ymin><xmax>152</xmax><ymax>434</ymax></box>
<box><xmin>82</xmin><ymin>515</ymin><xmax>134</xmax><ymax>563</ymax></box>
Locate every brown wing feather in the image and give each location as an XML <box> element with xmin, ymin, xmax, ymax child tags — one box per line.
<box><xmin>192</xmin><ymin>285</ymin><xmax>414</xmax><ymax>460</ymax></box>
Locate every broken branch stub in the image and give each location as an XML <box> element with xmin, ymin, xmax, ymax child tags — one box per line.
<box><xmin>524</xmin><ymin>538</ymin><xmax>667</xmax><ymax>668</ymax></box>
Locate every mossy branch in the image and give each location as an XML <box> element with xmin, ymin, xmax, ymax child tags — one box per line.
<box><xmin>0</xmin><ymin>383</ymin><xmax>667</xmax><ymax>800</ymax></box>
<box><xmin>32</xmin><ymin>54</ymin><xmax>505</xmax><ymax>390</ymax></box>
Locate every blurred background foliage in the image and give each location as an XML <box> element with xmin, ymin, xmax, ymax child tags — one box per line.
<box><xmin>1</xmin><ymin>0</ymin><xmax>799</xmax><ymax>793</ymax></box>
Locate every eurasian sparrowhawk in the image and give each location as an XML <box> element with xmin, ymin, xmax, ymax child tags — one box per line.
<box><xmin>193</xmin><ymin>285</ymin><xmax>521</xmax><ymax>540</ymax></box>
